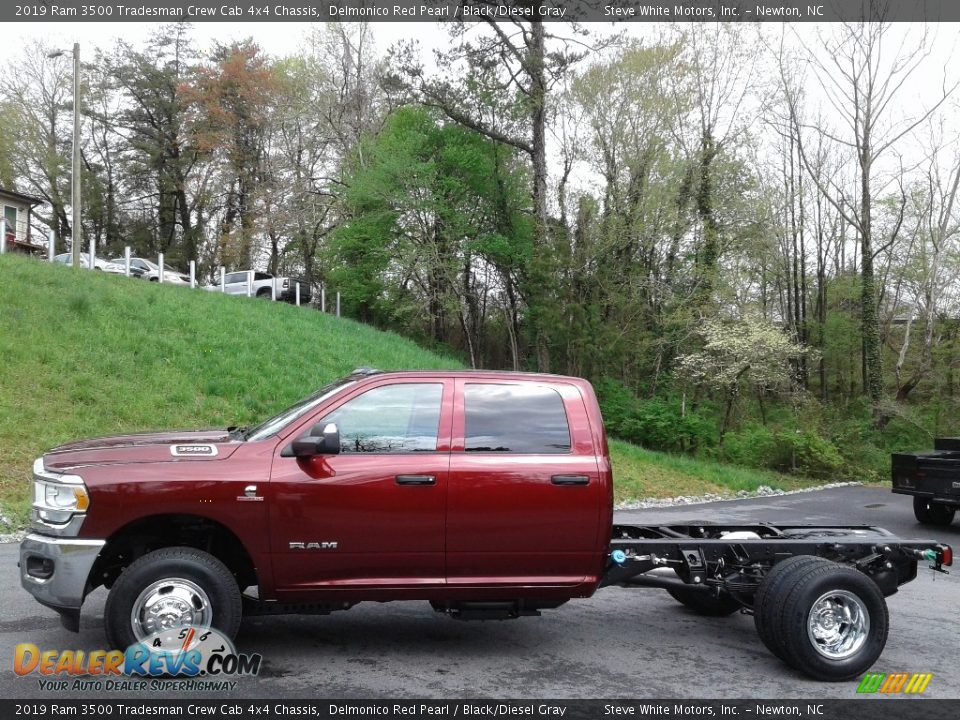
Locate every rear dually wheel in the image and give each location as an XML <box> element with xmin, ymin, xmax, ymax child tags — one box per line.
<box><xmin>754</xmin><ymin>556</ymin><xmax>888</xmax><ymax>681</ymax></box>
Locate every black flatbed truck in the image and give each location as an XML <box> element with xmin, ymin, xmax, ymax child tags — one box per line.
<box><xmin>893</xmin><ymin>437</ymin><xmax>960</xmax><ymax>526</ymax></box>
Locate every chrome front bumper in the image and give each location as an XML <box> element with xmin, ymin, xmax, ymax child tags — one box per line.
<box><xmin>20</xmin><ymin>533</ymin><xmax>105</xmax><ymax>630</ymax></box>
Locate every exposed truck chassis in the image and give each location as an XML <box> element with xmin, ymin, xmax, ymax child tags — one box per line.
<box><xmin>603</xmin><ymin>522</ymin><xmax>949</xmax><ymax>593</ymax></box>
<box><xmin>599</xmin><ymin>521</ymin><xmax>951</xmax><ymax>681</ymax></box>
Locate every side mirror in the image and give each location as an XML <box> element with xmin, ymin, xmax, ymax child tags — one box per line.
<box><xmin>286</xmin><ymin>423</ymin><xmax>340</xmax><ymax>458</ymax></box>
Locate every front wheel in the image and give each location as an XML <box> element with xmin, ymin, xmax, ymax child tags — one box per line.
<box><xmin>104</xmin><ymin>546</ymin><xmax>242</xmax><ymax>650</ymax></box>
<box><xmin>757</xmin><ymin>558</ymin><xmax>888</xmax><ymax>681</ymax></box>
<box><xmin>913</xmin><ymin>497</ymin><xmax>956</xmax><ymax>526</ymax></box>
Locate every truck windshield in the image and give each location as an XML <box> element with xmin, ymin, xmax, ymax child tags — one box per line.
<box><xmin>245</xmin><ymin>378</ymin><xmax>356</xmax><ymax>442</ymax></box>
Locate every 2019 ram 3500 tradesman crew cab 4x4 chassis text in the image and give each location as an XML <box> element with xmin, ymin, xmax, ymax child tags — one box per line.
<box><xmin>21</xmin><ymin>369</ymin><xmax>952</xmax><ymax>681</ymax></box>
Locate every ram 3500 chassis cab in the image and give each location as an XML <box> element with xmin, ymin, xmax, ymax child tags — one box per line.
<box><xmin>21</xmin><ymin>370</ymin><xmax>952</xmax><ymax>681</ymax></box>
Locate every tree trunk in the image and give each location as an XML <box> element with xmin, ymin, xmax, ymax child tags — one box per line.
<box><xmin>177</xmin><ymin>185</ymin><xmax>197</xmax><ymax>262</ymax></box>
<box><xmin>529</xmin><ymin>17</ymin><xmax>551</xmax><ymax>373</ymax></box>
<box><xmin>798</xmin><ymin>154</ymin><xmax>808</xmax><ymax>387</ymax></box>
<box><xmin>816</xmin><ymin>191</ymin><xmax>828</xmax><ymax>402</ymax></box>
<box><xmin>859</xmin><ymin>151</ymin><xmax>884</xmax><ymax>406</ymax></box>
<box><xmin>719</xmin><ymin>391</ymin><xmax>736</xmax><ymax>445</ymax></box>
<box><xmin>696</xmin><ymin>132</ymin><xmax>719</xmax><ymax>307</ymax></box>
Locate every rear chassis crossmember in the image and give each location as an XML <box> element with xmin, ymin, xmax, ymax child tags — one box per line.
<box><xmin>601</xmin><ymin>522</ymin><xmax>951</xmax><ymax>604</ymax></box>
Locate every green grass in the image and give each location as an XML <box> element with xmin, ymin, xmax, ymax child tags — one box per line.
<box><xmin>0</xmin><ymin>253</ymin><xmax>826</xmax><ymax>529</ymax></box>
<box><xmin>0</xmin><ymin>254</ymin><xmax>459</xmax><ymax>526</ymax></box>
<box><xmin>609</xmin><ymin>440</ymin><xmax>824</xmax><ymax>504</ymax></box>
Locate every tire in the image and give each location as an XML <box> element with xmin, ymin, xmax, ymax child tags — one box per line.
<box><xmin>754</xmin><ymin>556</ymin><xmax>824</xmax><ymax>663</ymax></box>
<box><xmin>762</xmin><ymin>559</ymin><xmax>888</xmax><ymax>681</ymax></box>
<box><xmin>913</xmin><ymin>497</ymin><xmax>956</xmax><ymax>526</ymax></box>
<box><xmin>666</xmin><ymin>586</ymin><xmax>741</xmax><ymax>616</ymax></box>
<box><xmin>104</xmin><ymin>546</ymin><xmax>242</xmax><ymax>650</ymax></box>
<box><xmin>149</xmin><ymin>277</ymin><xmax>159</xmax><ymax>282</ymax></box>
<box><xmin>256</xmin><ymin>288</ymin><xmax>272</xmax><ymax>300</ymax></box>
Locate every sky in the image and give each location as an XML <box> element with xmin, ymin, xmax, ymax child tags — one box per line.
<box><xmin>3</xmin><ymin>20</ymin><xmax>958</xmax><ymax>205</ymax></box>
<box><xmin>3</xmin><ymin>21</ymin><xmax>954</xmax><ymax>121</ymax></box>
<box><xmin>4</xmin><ymin>20</ymin><xmax>954</xmax><ymax>130</ymax></box>
<box><xmin>0</xmin><ymin>21</ymin><xmax>461</xmax><ymax>64</ymax></box>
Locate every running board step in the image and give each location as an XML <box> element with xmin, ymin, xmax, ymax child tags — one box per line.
<box><xmin>242</xmin><ymin>595</ymin><xmax>354</xmax><ymax>616</ymax></box>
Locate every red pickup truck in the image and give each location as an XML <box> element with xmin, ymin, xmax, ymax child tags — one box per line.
<box><xmin>20</xmin><ymin>369</ymin><xmax>951</xmax><ymax>681</ymax></box>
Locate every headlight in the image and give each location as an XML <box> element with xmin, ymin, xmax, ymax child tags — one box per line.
<box><xmin>32</xmin><ymin>458</ymin><xmax>90</xmax><ymax>528</ymax></box>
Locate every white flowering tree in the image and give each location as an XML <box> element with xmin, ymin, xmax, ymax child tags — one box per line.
<box><xmin>678</xmin><ymin>318</ymin><xmax>816</xmax><ymax>440</ymax></box>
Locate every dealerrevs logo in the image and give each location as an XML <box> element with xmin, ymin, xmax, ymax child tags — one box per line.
<box><xmin>14</xmin><ymin>627</ymin><xmax>261</xmax><ymax>691</ymax></box>
<box><xmin>856</xmin><ymin>672</ymin><xmax>933</xmax><ymax>694</ymax></box>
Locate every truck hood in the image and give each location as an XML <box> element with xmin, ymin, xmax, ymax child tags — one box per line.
<box><xmin>43</xmin><ymin>429</ymin><xmax>242</xmax><ymax>471</ymax></box>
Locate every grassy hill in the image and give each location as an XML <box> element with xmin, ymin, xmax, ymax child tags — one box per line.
<box><xmin>0</xmin><ymin>253</ymin><xmax>818</xmax><ymax>527</ymax></box>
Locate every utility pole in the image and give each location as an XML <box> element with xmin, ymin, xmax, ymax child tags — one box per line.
<box><xmin>72</xmin><ymin>42</ymin><xmax>82</xmax><ymax>269</ymax></box>
<box><xmin>49</xmin><ymin>43</ymin><xmax>82</xmax><ymax>268</ymax></box>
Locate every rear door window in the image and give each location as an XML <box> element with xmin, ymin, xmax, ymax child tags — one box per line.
<box><xmin>463</xmin><ymin>384</ymin><xmax>571</xmax><ymax>453</ymax></box>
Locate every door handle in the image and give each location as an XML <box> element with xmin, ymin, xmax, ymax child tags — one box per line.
<box><xmin>396</xmin><ymin>475</ymin><xmax>436</xmax><ymax>486</ymax></box>
<box><xmin>551</xmin><ymin>474</ymin><xmax>590</xmax><ymax>486</ymax></box>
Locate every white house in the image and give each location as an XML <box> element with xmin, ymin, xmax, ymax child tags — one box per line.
<box><xmin>0</xmin><ymin>187</ymin><xmax>46</xmax><ymax>255</ymax></box>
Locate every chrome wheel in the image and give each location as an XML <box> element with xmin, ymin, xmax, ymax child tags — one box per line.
<box><xmin>806</xmin><ymin>589</ymin><xmax>870</xmax><ymax>660</ymax></box>
<box><xmin>130</xmin><ymin>577</ymin><xmax>213</xmax><ymax>641</ymax></box>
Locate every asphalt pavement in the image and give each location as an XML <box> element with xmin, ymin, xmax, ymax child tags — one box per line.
<box><xmin>2</xmin><ymin>485</ymin><xmax>959</xmax><ymax>700</ymax></box>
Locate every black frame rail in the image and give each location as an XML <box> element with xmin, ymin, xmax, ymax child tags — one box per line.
<box><xmin>601</xmin><ymin>522</ymin><xmax>951</xmax><ymax>601</ymax></box>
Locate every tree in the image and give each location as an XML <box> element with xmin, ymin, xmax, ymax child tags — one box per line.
<box><xmin>82</xmin><ymin>57</ymin><xmax>127</xmax><ymax>253</ymax></box>
<box><xmin>394</xmin><ymin>7</ymin><xmax>601</xmax><ymax>371</ymax></box>
<box><xmin>0</xmin><ymin>42</ymin><xmax>73</xmax><ymax>245</ymax></box>
<box><xmin>678</xmin><ymin>318</ymin><xmax>814</xmax><ymax>440</ymax></box>
<box><xmin>186</xmin><ymin>40</ymin><xmax>279</xmax><ymax>269</ymax></box>
<box><xmin>777</xmin><ymin>22</ymin><xmax>957</xmax><ymax>409</ymax></box>
<box><xmin>100</xmin><ymin>23</ymin><xmax>206</xmax><ymax>262</ymax></box>
<box><xmin>675</xmin><ymin>24</ymin><xmax>763</xmax><ymax>310</ymax></box>
<box><xmin>266</xmin><ymin>24</ymin><xmax>386</xmax><ymax>286</ymax></box>
<box><xmin>329</xmin><ymin>106</ymin><xmax>531</xmax><ymax>367</ymax></box>
<box><xmin>892</xmin><ymin>139</ymin><xmax>960</xmax><ymax>402</ymax></box>
<box><xmin>569</xmin><ymin>38</ymin><xmax>689</xmax><ymax>388</ymax></box>
<box><xmin>0</xmin><ymin>101</ymin><xmax>19</xmax><ymax>188</ymax></box>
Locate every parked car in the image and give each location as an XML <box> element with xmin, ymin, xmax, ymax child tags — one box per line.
<box><xmin>52</xmin><ymin>252</ymin><xmax>125</xmax><ymax>274</ymax></box>
<box><xmin>19</xmin><ymin>368</ymin><xmax>953</xmax><ymax>680</ymax></box>
<box><xmin>106</xmin><ymin>257</ymin><xmax>147</xmax><ymax>279</ymax></box>
<box><xmin>204</xmin><ymin>269</ymin><xmax>312</xmax><ymax>303</ymax></box>
<box><xmin>110</xmin><ymin>257</ymin><xmax>190</xmax><ymax>285</ymax></box>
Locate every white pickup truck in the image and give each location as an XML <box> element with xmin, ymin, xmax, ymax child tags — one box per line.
<box><xmin>204</xmin><ymin>270</ymin><xmax>312</xmax><ymax>303</ymax></box>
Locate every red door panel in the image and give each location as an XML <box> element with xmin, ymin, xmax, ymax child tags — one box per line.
<box><xmin>446</xmin><ymin>380</ymin><xmax>602</xmax><ymax>587</ymax></box>
<box><xmin>270</xmin><ymin>453</ymin><xmax>449</xmax><ymax>590</ymax></box>
<box><xmin>269</xmin><ymin>379</ymin><xmax>453</xmax><ymax>594</ymax></box>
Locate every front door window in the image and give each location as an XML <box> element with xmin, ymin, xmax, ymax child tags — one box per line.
<box><xmin>321</xmin><ymin>383</ymin><xmax>443</xmax><ymax>453</ymax></box>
